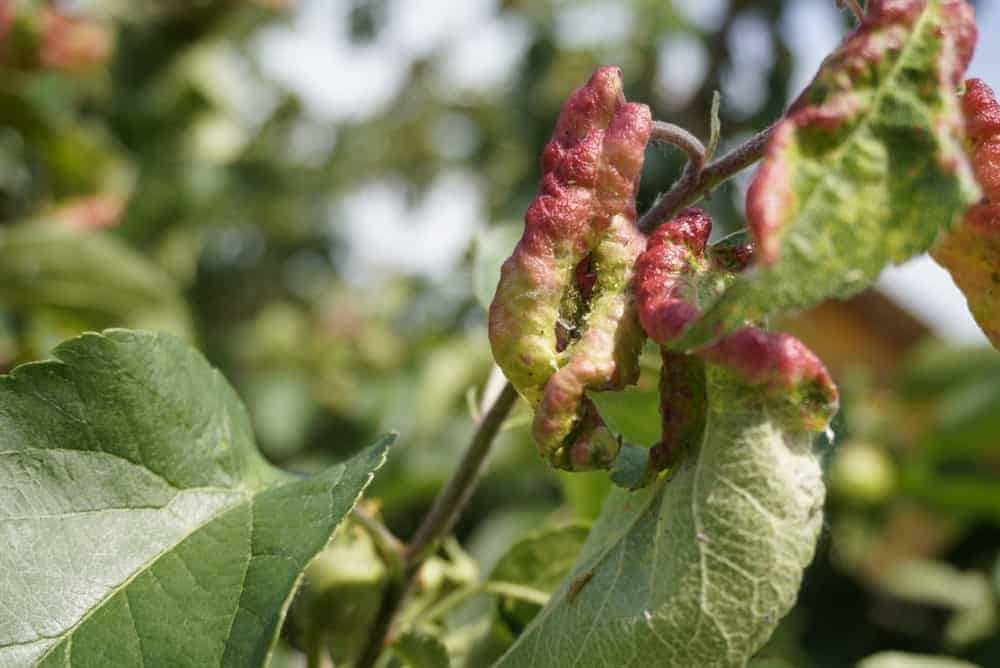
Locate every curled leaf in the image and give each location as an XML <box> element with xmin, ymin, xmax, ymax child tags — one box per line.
<box><xmin>632</xmin><ymin>208</ymin><xmax>833</xmax><ymax>471</ymax></box>
<box><xmin>495</xmin><ymin>326</ymin><xmax>837</xmax><ymax>668</ymax></box>
<box><xmin>932</xmin><ymin>78</ymin><xmax>1000</xmax><ymax>348</ymax></box>
<box><xmin>677</xmin><ymin>0</ymin><xmax>981</xmax><ymax>349</ymax></box>
<box><xmin>489</xmin><ymin>66</ymin><xmax>651</xmax><ymax>470</ymax></box>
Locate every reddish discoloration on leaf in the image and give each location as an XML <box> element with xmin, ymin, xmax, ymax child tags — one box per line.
<box><xmin>489</xmin><ymin>67</ymin><xmax>651</xmax><ymax>470</ymax></box>
<box><xmin>702</xmin><ymin>330</ymin><xmax>838</xmax><ymax>432</ymax></box>
<box><xmin>701</xmin><ymin>328</ymin><xmax>829</xmax><ymax>391</ymax></box>
<box><xmin>747</xmin><ymin>0</ymin><xmax>976</xmax><ymax>266</ymax></box>
<box><xmin>650</xmin><ymin>350</ymin><xmax>706</xmax><ymax>471</ymax></box>
<box><xmin>707</xmin><ymin>232</ymin><xmax>755</xmax><ymax>274</ymax></box>
<box><xmin>745</xmin><ymin>121</ymin><xmax>795</xmax><ymax>266</ymax></box>
<box><xmin>933</xmin><ymin>78</ymin><xmax>1000</xmax><ymax>348</ymax></box>
<box><xmin>633</xmin><ymin>208</ymin><xmax>837</xmax><ymax>461</ymax></box>
<box><xmin>633</xmin><ymin>208</ymin><xmax>711</xmax><ymax>345</ymax></box>
<box><xmin>963</xmin><ymin>79</ymin><xmax>1000</xmax><ymax>143</ymax></box>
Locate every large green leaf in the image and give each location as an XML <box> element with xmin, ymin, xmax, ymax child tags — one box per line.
<box><xmin>677</xmin><ymin>0</ymin><xmax>980</xmax><ymax>348</ymax></box>
<box><xmin>0</xmin><ymin>329</ymin><xmax>392</xmax><ymax>667</ymax></box>
<box><xmin>0</xmin><ymin>223</ymin><xmax>191</xmax><ymax>337</ymax></box>
<box><xmin>495</xmin><ymin>357</ymin><xmax>832</xmax><ymax>667</ymax></box>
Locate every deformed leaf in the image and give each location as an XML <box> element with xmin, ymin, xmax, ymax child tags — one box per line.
<box><xmin>0</xmin><ymin>223</ymin><xmax>191</xmax><ymax>337</ymax></box>
<box><xmin>932</xmin><ymin>78</ymin><xmax>1000</xmax><ymax>349</ymax></box>
<box><xmin>495</xmin><ymin>334</ymin><xmax>836</xmax><ymax>667</ymax></box>
<box><xmin>0</xmin><ymin>329</ymin><xmax>392</xmax><ymax>667</ymax></box>
<box><xmin>678</xmin><ymin>0</ymin><xmax>981</xmax><ymax>349</ymax></box>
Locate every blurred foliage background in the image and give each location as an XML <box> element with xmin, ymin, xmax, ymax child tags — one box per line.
<box><xmin>1</xmin><ymin>0</ymin><xmax>998</xmax><ymax>666</ymax></box>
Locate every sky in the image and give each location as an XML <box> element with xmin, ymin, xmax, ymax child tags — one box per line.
<box><xmin>257</xmin><ymin>0</ymin><xmax>1000</xmax><ymax>343</ymax></box>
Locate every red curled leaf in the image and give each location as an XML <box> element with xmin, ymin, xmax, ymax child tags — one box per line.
<box><xmin>963</xmin><ymin>78</ymin><xmax>1000</xmax><ymax>143</ymax></box>
<box><xmin>633</xmin><ymin>208</ymin><xmax>712</xmax><ymax>345</ymax></box>
<box><xmin>933</xmin><ymin>78</ymin><xmax>1000</xmax><ymax>348</ymax></box>
<box><xmin>633</xmin><ymin>208</ymin><xmax>837</xmax><ymax>467</ymax></box>
<box><xmin>701</xmin><ymin>328</ymin><xmax>839</xmax><ymax>432</ymax></box>
<box><xmin>634</xmin><ymin>208</ymin><xmax>753</xmax><ymax>348</ymax></box>
<box><xmin>651</xmin><ymin>350</ymin><xmax>705</xmax><ymax>471</ymax></box>
<box><xmin>488</xmin><ymin>67</ymin><xmax>651</xmax><ymax>470</ymax></box>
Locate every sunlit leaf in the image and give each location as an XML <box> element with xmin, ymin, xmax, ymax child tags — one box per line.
<box><xmin>678</xmin><ymin>0</ymin><xmax>980</xmax><ymax>348</ymax></box>
<box><xmin>0</xmin><ymin>329</ymin><xmax>392</xmax><ymax>667</ymax></box>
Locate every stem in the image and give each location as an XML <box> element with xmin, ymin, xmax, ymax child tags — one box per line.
<box><xmin>418</xmin><ymin>581</ymin><xmax>550</xmax><ymax>626</ymax></box>
<box><xmin>351</xmin><ymin>506</ymin><xmax>405</xmax><ymax>574</ymax></box>
<box><xmin>650</xmin><ymin>120</ymin><xmax>706</xmax><ymax>173</ymax></box>
<box><xmin>837</xmin><ymin>0</ymin><xmax>864</xmax><ymax>22</ymax></box>
<box><xmin>304</xmin><ymin>628</ymin><xmax>328</xmax><ymax>668</ymax></box>
<box><xmin>355</xmin><ymin>379</ymin><xmax>520</xmax><ymax>668</ymax></box>
<box><xmin>406</xmin><ymin>380</ymin><xmax>519</xmax><ymax>564</ymax></box>
<box><xmin>638</xmin><ymin>124</ymin><xmax>775</xmax><ymax>233</ymax></box>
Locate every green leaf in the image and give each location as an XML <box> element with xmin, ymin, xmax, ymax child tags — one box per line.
<box><xmin>878</xmin><ymin>560</ymin><xmax>997</xmax><ymax>647</ymax></box>
<box><xmin>588</xmin><ymin>385</ymin><xmax>660</xmax><ymax>447</ymax></box>
<box><xmin>0</xmin><ymin>329</ymin><xmax>392</xmax><ymax>667</ymax></box>
<box><xmin>391</xmin><ymin>630</ymin><xmax>451</xmax><ymax>668</ymax></box>
<box><xmin>747</xmin><ymin>659</ymin><xmax>796</xmax><ymax>668</ymax></box>
<box><xmin>856</xmin><ymin>652</ymin><xmax>980</xmax><ymax>668</ymax></box>
<box><xmin>495</xmin><ymin>360</ymin><xmax>830</xmax><ymax>667</ymax></box>
<box><xmin>490</xmin><ymin>524</ymin><xmax>589</xmax><ymax>631</ymax></box>
<box><xmin>677</xmin><ymin>0</ymin><xmax>980</xmax><ymax>348</ymax></box>
<box><xmin>557</xmin><ymin>470</ymin><xmax>612</xmax><ymax>521</ymax></box>
<box><xmin>609</xmin><ymin>443</ymin><xmax>653</xmax><ymax>491</ymax></box>
<box><xmin>0</xmin><ymin>223</ymin><xmax>191</xmax><ymax>338</ymax></box>
<box><xmin>289</xmin><ymin>524</ymin><xmax>388</xmax><ymax>666</ymax></box>
<box><xmin>473</xmin><ymin>223</ymin><xmax>522</xmax><ymax>311</ymax></box>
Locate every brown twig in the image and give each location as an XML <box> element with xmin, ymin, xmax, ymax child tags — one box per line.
<box><xmin>355</xmin><ymin>380</ymin><xmax>520</xmax><ymax>668</ymax></box>
<box><xmin>638</xmin><ymin>124</ymin><xmax>776</xmax><ymax>233</ymax></box>
<box><xmin>650</xmin><ymin>120</ymin><xmax>707</xmax><ymax>173</ymax></box>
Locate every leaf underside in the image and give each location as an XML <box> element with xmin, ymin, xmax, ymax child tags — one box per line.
<box><xmin>0</xmin><ymin>329</ymin><xmax>391</xmax><ymax>667</ymax></box>
<box><xmin>495</xmin><ymin>365</ymin><xmax>826</xmax><ymax>668</ymax></box>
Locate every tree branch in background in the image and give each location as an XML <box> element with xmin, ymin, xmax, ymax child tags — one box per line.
<box><xmin>650</xmin><ymin>120</ymin><xmax>707</xmax><ymax>173</ymax></box>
